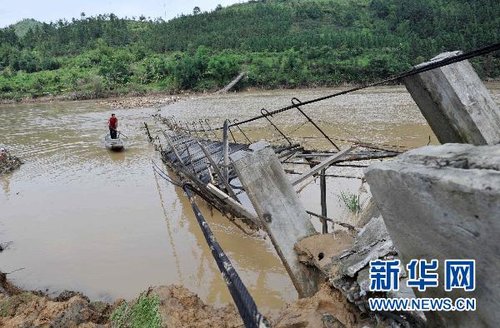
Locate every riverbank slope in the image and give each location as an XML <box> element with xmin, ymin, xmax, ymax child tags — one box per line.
<box><xmin>1</xmin><ymin>271</ymin><xmax>368</xmax><ymax>327</ymax></box>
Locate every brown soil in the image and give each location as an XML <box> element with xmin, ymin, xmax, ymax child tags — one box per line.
<box><xmin>0</xmin><ymin>271</ymin><xmax>113</xmax><ymax>327</ymax></box>
<box><xmin>0</xmin><ymin>269</ymin><xmax>370</xmax><ymax>328</ymax></box>
<box><xmin>151</xmin><ymin>285</ymin><xmax>242</xmax><ymax>327</ymax></box>
<box><xmin>272</xmin><ymin>284</ymin><xmax>370</xmax><ymax>328</ymax></box>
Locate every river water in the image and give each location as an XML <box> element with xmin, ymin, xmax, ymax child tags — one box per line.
<box><xmin>1</xmin><ymin>84</ymin><xmax>498</xmax><ymax>310</ymax></box>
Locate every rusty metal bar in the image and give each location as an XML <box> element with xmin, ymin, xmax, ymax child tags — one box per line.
<box><xmin>233</xmin><ymin>119</ymin><xmax>252</xmax><ymax>144</ymax></box>
<box><xmin>260</xmin><ymin>108</ymin><xmax>292</xmax><ymax>146</ymax></box>
<box><xmin>291</xmin><ymin>97</ymin><xmax>340</xmax><ymax>151</ymax></box>
<box><xmin>320</xmin><ymin>169</ymin><xmax>328</xmax><ymax>234</ymax></box>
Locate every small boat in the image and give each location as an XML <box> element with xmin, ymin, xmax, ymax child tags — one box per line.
<box><xmin>104</xmin><ymin>134</ymin><xmax>125</xmax><ymax>151</ymax></box>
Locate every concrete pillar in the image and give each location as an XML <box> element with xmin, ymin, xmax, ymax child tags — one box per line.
<box><xmin>365</xmin><ymin>144</ymin><xmax>500</xmax><ymax>327</ymax></box>
<box><xmin>403</xmin><ymin>51</ymin><xmax>500</xmax><ymax>145</ymax></box>
<box><xmin>231</xmin><ymin>141</ymin><xmax>319</xmax><ymax>297</ymax></box>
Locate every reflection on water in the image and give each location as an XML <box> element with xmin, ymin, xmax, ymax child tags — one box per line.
<box><xmin>1</xmin><ymin>84</ymin><xmax>498</xmax><ymax>310</ymax></box>
<box><xmin>108</xmin><ymin>150</ymin><xmax>127</xmax><ymax>162</ymax></box>
<box><xmin>1</xmin><ymin>175</ymin><xmax>11</xmax><ymax>197</ymax></box>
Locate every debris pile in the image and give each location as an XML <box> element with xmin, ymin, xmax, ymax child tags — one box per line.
<box><xmin>0</xmin><ymin>148</ymin><xmax>22</xmax><ymax>175</ymax></box>
<box><xmin>98</xmin><ymin>94</ymin><xmax>184</xmax><ymax>109</ymax></box>
<box><xmin>272</xmin><ymin>284</ymin><xmax>367</xmax><ymax>328</ymax></box>
<box><xmin>295</xmin><ymin>214</ymin><xmax>425</xmax><ymax>327</ymax></box>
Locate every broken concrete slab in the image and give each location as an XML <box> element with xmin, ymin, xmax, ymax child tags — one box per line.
<box><xmin>337</xmin><ymin>216</ymin><xmax>396</xmax><ymax>278</ymax></box>
<box><xmin>295</xmin><ymin>216</ymin><xmax>419</xmax><ymax>327</ymax></box>
<box><xmin>365</xmin><ymin>143</ymin><xmax>500</xmax><ymax>328</ymax></box>
<box><xmin>353</xmin><ymin>197</ymin><xmax>380</xmax><ymax>229</ymax></box>
<box><xmin>325</xmin><ymin>217</ymin><xmax>408</xmax><ymax>319</ymax></box>
<box><xmin>231</xmin><ymin>144</ymin><xmax>319</xmax><ymax>297</ymax></box>
<box><xmin>295</xmin><ymin>216</ymin><xmax>398</xmax><ymax>292</ymax></box>
<box><xmin>403</xmin><ymin>51</ymin><xmax>500</xmax><ymax>145</ymax></box>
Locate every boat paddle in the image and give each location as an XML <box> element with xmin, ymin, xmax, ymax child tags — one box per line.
<box><xmin>117</xmin><ymin>131</ymin><xmax>128</xmax><ymax>139</ymax></box>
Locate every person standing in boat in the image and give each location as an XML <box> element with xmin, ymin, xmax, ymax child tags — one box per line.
<box><xmin>108</xmin><ymin>113</ymin><xmax>118</xmax><ymax>139</ymax></box>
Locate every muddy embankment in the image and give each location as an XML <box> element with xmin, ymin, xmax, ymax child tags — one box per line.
<box><xmin>0</xmin><ymin>271</ymin><xmax>236</xmax><ymax>327</ymax></box>
<box><xmin>1</xmin><ymin>270</ymin><xmax>367</xmax><ymax>328</ymax></box>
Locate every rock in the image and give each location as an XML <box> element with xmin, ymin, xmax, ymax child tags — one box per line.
<box><xmin>53</xmin><ymin>290</ymin><xmax>90</xmax><ymax>303</ymax></box>
<box><xmin>322</xmin><ymin>313</ymin><xmax>346</xmax><ymax>328</ymax></box>
<box><xmin>365</xmin><ymin>143</ymin><xmax>500</xmax><ymax>328</ymax></box>
<box><xmin>0</xmin><ymin>241</ymin><xmax>12</xmax><ymax>252</ymax></box>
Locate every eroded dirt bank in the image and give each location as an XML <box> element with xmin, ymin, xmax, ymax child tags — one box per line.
<box><xmin>1</xmin><ymin>270</ymin><xmax>372</xmax><ymax>328</ymax></box>
<box><xmin>0</xmin><ymin>92</ymin><xmax>188</xmax><ymax>109</ymax></box>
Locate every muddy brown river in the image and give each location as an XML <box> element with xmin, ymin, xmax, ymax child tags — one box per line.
<box><xmin>1</xmin><ymin>85</ymin><xmax>498</xmax><ymax>310</ymax></box>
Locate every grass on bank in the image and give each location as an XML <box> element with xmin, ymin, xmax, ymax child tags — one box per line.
<box><xmin>0</xmin><ymin>292</ymin><xmax>37</xmax><ymax>317</ymax></box>
<box><xmin>111</xmin><ymin>293</ymin><xmax>162</xmax><ymax>328</ymax></box>
<box><xmin>339</xmin><ymin>191</ymin><xmax>361</xmax><ymax>213</ymax></box>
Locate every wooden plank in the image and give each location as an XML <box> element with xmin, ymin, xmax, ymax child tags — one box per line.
<box><xmin>196</xmin><ymin>141</ymin><xmax>239</xmax><ymax>201</ymax></box>
<box><xmin>217</xmin><ymin>72</ymin><xmax>246</xmax><ymax>93</ymax></box>
<box><xmin>291</xmin><ymin>146</ymin><xmax>355</xmax><ymax>186</ymax></box>
<box><xmin>206</xmin><ymin>183</ymin><xmax>257</xmax><ymax>221</ymax></box>
<box><xmin>231</xmin><ymin>144</ymin><xmax>319</xmax><ymax>297</ymax></box>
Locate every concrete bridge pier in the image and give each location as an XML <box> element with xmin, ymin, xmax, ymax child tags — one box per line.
<box><xmin>403</xmin><ymin>51</ymin><xmax>500</xmax><ymax>145</ymax></box>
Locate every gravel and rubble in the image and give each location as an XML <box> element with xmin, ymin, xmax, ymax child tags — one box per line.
<box><xmin>96</xmin><ymin>93</ymin><xmax>186</xmax><ymax>109</ymax></box>
<box><xmin>295</xmin><ymin>210</ymin><xmax>425</xmax><ymax>327</ymax></box>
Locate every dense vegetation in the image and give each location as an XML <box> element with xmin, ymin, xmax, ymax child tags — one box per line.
<box><xmin>0</xmin><ymin>0</ymin><xmax>498</xmax><ymax>100</ymax></box>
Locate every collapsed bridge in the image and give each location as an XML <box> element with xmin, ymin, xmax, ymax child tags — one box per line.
<box><xmin>145</xmin><ymin>43</ymin><xmax>500</xmax><ymax>328</ymax></box>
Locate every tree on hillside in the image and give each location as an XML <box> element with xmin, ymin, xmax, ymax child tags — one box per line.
<box><xmin>0</xmin><ymin>0</ymin><xmax>498</xmax><ymax>100</ymax></box>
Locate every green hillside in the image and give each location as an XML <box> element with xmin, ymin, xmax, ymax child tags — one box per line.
<box><xmin>12</xmin><ymin>18</ymin><xmax>43</xmax><ymax>37</ymax></box>
<box><xmin>0</xmin><ymin>0</ymin><xmax>498</xmax><ymax>100</ymax></box>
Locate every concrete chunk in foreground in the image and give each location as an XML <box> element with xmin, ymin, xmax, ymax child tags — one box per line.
<box><xmin>365</xmin><ymin>143</ymin><xmax>500</xmax><ymax>328</ymax></box>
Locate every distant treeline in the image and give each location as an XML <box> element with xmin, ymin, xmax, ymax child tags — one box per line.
<box><xmin>0</xmin><ymin>0</ymin><xmax>498</xmax><ymax>100</ymax></box>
